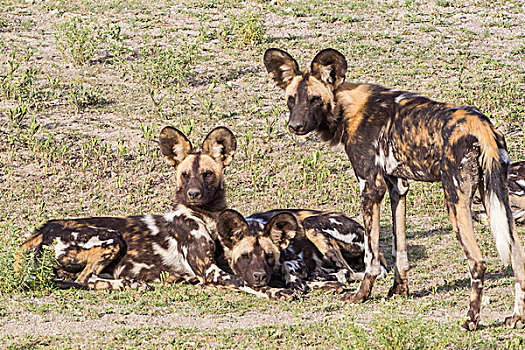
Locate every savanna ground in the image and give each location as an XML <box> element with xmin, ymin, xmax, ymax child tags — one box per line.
<box><xmin>1</xmin><ymin>0</ymin><xmax>525</xmax><ymax>348</ymax></box>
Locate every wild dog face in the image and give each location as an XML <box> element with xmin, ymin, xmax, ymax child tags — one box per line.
<box><xmin>216</xmin><ymin>210</ymin><xmax>298</xmax><ymax>287</ymax></box>
<box><xmin>159</xmin><ymin>126</ymin><xmax>236</xmax><ymax>208</ymax></box>
<box><xmin>264</xmin><ymin>48</ymin><xmax>347</xmax><ymax>136</ymax></box>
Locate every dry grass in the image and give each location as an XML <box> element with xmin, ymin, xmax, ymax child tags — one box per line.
<box><xmin>1</xmin><ymin>0</ymin><xmax>525</xmax><ymax>348</ymax></box>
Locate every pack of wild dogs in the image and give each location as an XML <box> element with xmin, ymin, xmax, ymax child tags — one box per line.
<box><xmin>18</xmin><ymin>48</ymin><xmax>525</xmax><ymax>330</ymax></box>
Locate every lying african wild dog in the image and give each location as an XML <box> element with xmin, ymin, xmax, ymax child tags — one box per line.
<box><xmin>264</xmin><ymin>48</ymin><xmax>525</xmax><ymax>329</ymax></box>
<box><xmin>217</xmin><ymin>208</ymin><xmax>387</xmax><ymax>292</ymax></box>
<box><xmin>18</xmin><ymin>126</ymin><xmax>291</xmax><ymax>299</ymax></box>
<box><xmin>474</xmin><ymin>161</ymin><xmax>525</xmax><ymax>224</ymax></box>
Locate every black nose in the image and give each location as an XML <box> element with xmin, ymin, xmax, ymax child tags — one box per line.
<box><xmin>253</xmin><ymin>272</ymin><xmax>267</xmax><ymax>283</ymax></box>
<box><xmin>288</xmin><ymin>121</ymin><xmax>305</xmax><ymax>133</ymax></box>
<box><xmin>187</xmin><ymin>189</ymin><xmax>202</xmax><ymax>200</ymax></box>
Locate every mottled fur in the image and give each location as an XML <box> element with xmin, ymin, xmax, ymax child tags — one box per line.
<box><xmin>219</xmin><ymin>209</ymin><xmax>387</xmax><ymax>293</ymax></box>
<box><xmin>19</xmin><ymin>127</ymin><xmax>291</xmax><ymax>299</ymax></box>
<box><xmin>264</xmin><ymin>48</ymin><xmax>525</xmax><ymax>329</ymax></box>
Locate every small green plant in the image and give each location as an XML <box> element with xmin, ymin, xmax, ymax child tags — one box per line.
<box><xmin>7</xmin><ymin>104</ymin><xmax>29</xmax><ymax>127</ymax></box>
<box><xmin>54</xmin><ymin>16</ymin><xmax>101</xmax><ymax>65</ymax></box>
<box><xmin>219</xmin><ymin>11</ymin><xmax>266</xmax><ymax>46</ymax></box>
<box><xmin>138</xmin><ymin>40</ymin><xmax>198</xmax><ymax>90</ymax></box>
<box><xmin>0</xmin><ymin>244</ymin><xmax>56</xmax><ymax>295</ymax></box>
<box><xmin>67</xmin><ymin>82</ymin><xmax>105</xmax><ymax>113</ymax></box>
<box><xmin>1</xmin><ymin>51</ymin><xmax>38</xmax><ymax>103</ymax></box>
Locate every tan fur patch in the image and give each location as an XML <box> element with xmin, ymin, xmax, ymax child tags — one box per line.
<box><xmin>285</xmin><ymin>75</ymin><xmax>303</xmax><ymax>100</ymax></box>
<box><xmin>449</xmin><ymin>110</ymin><xmax>499</xmax><ymax>169</ymax></box>
<box><xmin>258</xmin><ymin>237</ymin><xmax>281</xmax><ymax>258</ymax></box>
<box><xmin>231</xmin><ymin>237</ymin><xmax>257</xmax><ymax>263</ymax></box>
<box><xmin>198</xmin><ymin>155</ymin><xmax>223</xmax><ymax>179</ymax></box>
<box><xmin>307</xmin><ymin>76</ymin><xmax>335</xmax><ymax>106</ymax></box>
<box><xmin>336</xmin><ymin>84</ymin><xmax>372</xmax><ymax>140</ymax></box>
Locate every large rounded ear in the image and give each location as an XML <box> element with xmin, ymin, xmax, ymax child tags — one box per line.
<box><xmin>310</xmin><ymin>48</ymin><xmax>347</xmax><ymax>89</ymax></box>
<box><xmin>158</xmin><ymin>126</ymin><xmax>193</xmax><ymax>168</ymax></box>
<box><xmin>264</xmin><ymin>48</ymin><xmax>301</xmax><ymax>90</ymax></box>
<box><xmin>263</xmin><ymin>212</ymin><xmax>298</xmax><ymax>251</ymax></box>
<box><xmin>202</xmin><ymin>127</ymin><xmax>237</xmax><ymax>167</ymax></box>
<box><xmin>217</xmin><ymin>209</ymin><xmax>250</xmax><ymax>249</ymax></box>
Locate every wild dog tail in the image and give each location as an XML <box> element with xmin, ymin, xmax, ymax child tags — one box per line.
<box><xmin>476</xmin><ymin>120</ymin><xmax>514</xmax><ymax>266</ymax></box>
<box><xmin>14</xmin><ymin>229</ymin><xmax>45</xmax><ymax>271</ymax></box>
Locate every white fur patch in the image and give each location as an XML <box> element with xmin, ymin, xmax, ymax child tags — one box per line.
<box><xmin>358</xmin><ymin>178</ymin><xmax>367</xmax><ymax>192</ymax></box>
<box><xmin>246</xmin><ymin>217</ymin><xmax>267</xmax><ymax>230</ymax></box>
<box><xmin>205</xmin><ymin>265</ymin><xmax>223</xmax><ymax>283</ymax></box>
<box><xmin>142</xmin><ymin>215</ymin><xmax>160</xmax><ymax>236</ymax></box>
<box><xmin>321</xmin><ymin>228</ymin><xmax>363</xmax><ymax>248</ymax></box>
<box><xmin>71</xmin><ymin>232</ymin><xmax>78</xmax><ymax>240</ymax></box>
<box><xmin>152</xmin><ymin>239</ymin><xmax>195</xmax><ymax>277</ymax></box>
<box><xmin>113</xmin><ymin>265</ymin><xmax>125</xmax><ymax>279</ymax></box>
<box><xmin>239</xmin><ymin>286</ymin><xmax>269</xmax><ymax>299</ymax></box>
<box><xmin>516</xmin><ymin>180</ymin><xmax>525</xmax><ymax>189</ymax></box>
<box><xmin>131</xmin><ymin>262</ymin><xmax>154</xmax><ymax>275</ymax></box>
<box><xmin>396</xmin><ymin>250</ymin><xmax>409</xmax><ymax>272</ymax></box>
<box><xmin>395</xmin><ymin>93</ymin><xmax>415</xmax><ymax>104</ymax></box>
<box><xmin>53</xmin><ymin>238</ymin><xmax>68</xmax><ymax>257</ymax></box>
<box><xmin>328</xmin><ymin>218</ymin><xmax>343</xmax><ymax>226</ymax></box>
<box><xmin>513</xmin><ymin>209</ymin><xmax>525</xmax><ymax>222</ymax></box>
<box><xmin>80</xmin><ymin>237</ymin><xmax>114</xmax><ymax>249</ymax></box>
<box><xmin>513</xmin><ymin>282</ymin><xmax>524</xmax><ymax>317</ymax></box>
<box><xmin>487</xmin><ymin>191</ymin><xmax>512</xmax><ymax>265</ymax></box>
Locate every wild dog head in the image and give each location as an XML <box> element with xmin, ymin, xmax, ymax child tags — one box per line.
<box><xmin>159</xmin><ymin>126</ymin><xmax>236</xmax><ymax>209</ymax></box>
<box><xmin>216</xmin><ymin>209</ymin><xmax>298</xmax><ymax>287</ymax></box>
<box><xmin>263</xmin><ymin>48</ymin><xmax>347</xmax><ymax>138</ymax></box>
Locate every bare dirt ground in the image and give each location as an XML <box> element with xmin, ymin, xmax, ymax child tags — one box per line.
<box><xmin>1</xmin><ymin>0</ymin><xmax>525</xmax><ymax>348</ymax></box>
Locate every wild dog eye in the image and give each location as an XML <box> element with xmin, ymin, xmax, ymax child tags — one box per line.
<box><xmin>266</xmin><ymin>252</ymin><xmax>274</xmax><ymax>261</ymax></box>
<box><xmin>287</xmin><ymin>96</ymin><xmax>296</xmax><ymax>107</ymax></box>
<box><xmin>181</xmin><ymin>171</ymin><xmax>190</xmax><ymax>180</ymax></box>
<box><xmin>241</xmin><ymin>253</ymin><xmax>250</xmax><ymax>260</ymax></box>
<box><xmin>202</xmin><ymin>170</ymin><xmax>214</xmax><ymax>179</ymax></box>
<box><xmin>310</xmin><ymin>95</ymin><xmax>321</xmax><ymax>103</ymax></box>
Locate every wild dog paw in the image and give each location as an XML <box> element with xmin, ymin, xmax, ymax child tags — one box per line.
<box><xmin>340</xmin><ymin>291</ymin><xmax>367</xmax><ymax>302</ymax></box>
<box><xmin>122</xmin><ymin>278</ymin><xmax>154</xmax><ymax>291</ymax></box>
<box><xmin>387</xmin><ymin>282</ymin><xmax>409</xmax><ymax>298</ymax></box>
<box><xmin>267</xmin><ymin>288</ymin><xmax>296</xmax><ymax>301</ymax></box>
<box><xmin>461</xmin><ymin>319</ymin><xmax>479</xmax><ymax>331</ymax></box>
<box><xmin>288</xmin><ymin>279</ymin><xmax>309</xmax><ymax>293</ymax></box>
<box><xmin>504</xmin><ymin>314</ymin><xmax>525</xmax><ymax>329</ymax></box>
<box><xmin>87</xmin><ymin>275</ymin><xmax>152</xmax><ymax>291</ymax></box>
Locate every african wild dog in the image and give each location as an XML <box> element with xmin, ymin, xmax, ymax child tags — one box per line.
<box><xmin>18</xmin><ymin>127</ymin><xmax>291</xmax><ymax>299</ymax></box>
<box><xmin>217</xmin><ymin>208</ymin><xmax>387</xmax><ymax>292</ymax></box>
<box><xmin>264</xmin><ymin>48</ymin><xmax>525</xmax><ymax>329</ymax></box>
<box><xmin>474</xmin><ymin>161</ymin><xmax>525</xmax><ymax>224</ymax></box>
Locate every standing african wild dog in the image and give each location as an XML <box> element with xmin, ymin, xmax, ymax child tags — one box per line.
<box><xmin>264</xmin><ymin>48</ymin><xmax>525</xmax><ymax>329</ymax></box>
<box><xmin>217</xmin><ymin>209</ymin><xmax>386</xmax><ymax>292</ymax></box>
<box><xmin>19</xmin><ymin>126</ymin><xmax>291</xmax><ymax>299</ymax></box>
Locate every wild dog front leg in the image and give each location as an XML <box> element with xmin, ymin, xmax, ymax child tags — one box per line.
<box><xmin>203</xmin><ymin>263</ymin><xmax>295</xmax><ymax>300</ymax></box>
<box><xmin>342</xmin><ymin>176</ymin><xmax>387</xmax><ymax>302</ymax></box>
<box><xmin>281</xmin><ymin>258</ymin><xmax>309</xmax><ymax>292</ymax></box>
<box><xmin>385</xmin><ymin>176</ymin><xmax>410</xmax><ymax>297</ymax></box>
<box><xmin>303</xmin><ymin>223</ymin><xmax>362</xmax><ymax>282</ymax></box>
